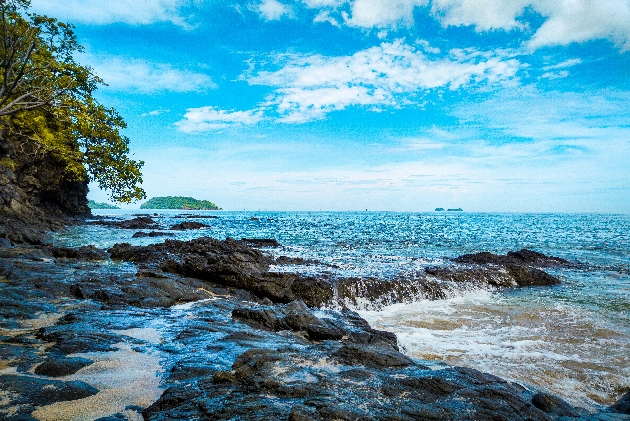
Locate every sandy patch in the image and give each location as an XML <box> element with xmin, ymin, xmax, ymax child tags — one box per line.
<box><xmin>32</xmin><ymin>341</ymin><xmax>163</xmax><ymax>421</ymax></box>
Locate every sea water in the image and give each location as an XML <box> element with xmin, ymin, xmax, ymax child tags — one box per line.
<box><xmin>55</xmin><ymin>211</ymin><xmax>630</xmax><ymax>410</ymax></box>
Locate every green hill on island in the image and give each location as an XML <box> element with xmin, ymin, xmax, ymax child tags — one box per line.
<box><xmin>140</xmin><ymin>196</ymin><xmax>221</xmax><ymax>210</ymax></box>
<box><xmin>88</xmin><ymin>200</ymin><xmax>120</xmax><ymax>209</ymax></box>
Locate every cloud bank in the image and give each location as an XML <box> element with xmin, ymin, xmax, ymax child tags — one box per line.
<box><xmin>30</xmin><ymin>0</ymin><xmax>191</xmax><ymax>26</ymax></box>
<box><xmin>84</xmin><ymin>54</ymin><xmax>215</xmax><ymax>93</ymax></box>
<box><xmin>176</xmin><ymin>107</ymin><xmax>264</xmax><ymax>132</ymax></box>
<box><xmin>248</xmin><ymin>40</ymin><xmax>520</xmax><ymax>122</ymax></box>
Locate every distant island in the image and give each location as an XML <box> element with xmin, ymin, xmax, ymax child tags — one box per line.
<box><xmin>447</xmin><ymin>208</ymin><xmax>463</xmax><ymax>212</ymax></box>
<box><xmin>140</xmin><ymin>196</ymin><xmax>221</xmax><ymax>210</ymax></box>
<box><xmin>87</xmin><ymin>200</ymin><xmax>120</xmax><ymax>209</ymax></box>
<box><xmin>435</xmin><ymin>208</ymin><xmax>445</xmax><ymax>211</ymax></box>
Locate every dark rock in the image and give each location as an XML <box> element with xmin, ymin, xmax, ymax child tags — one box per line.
<box><xmin>232</xmin><ymin>306</ymin><xmax>289</xmax><ymax>331</ymax></box>
<box><xmin>241</xmin><ymin>238</ymin><xmax>280</xmax><ymax>247</ymax></box>
<box><xmin>36</xmin><ymin>325</ymin><xmax>121</xmax><ymax>354</ymax></box>
<box><xmin>34</xmin><ymin>357</ymin><xmax>94</xmax><ymax>377</ymax></box>
<box><xmin>142</xmin><ymin>384</ymin><xmax>205</xmax><ymax>421</ymax></box>
<box><xmin>288</xmin><ymin>405</ymin><xmax>317</xmax><ymax>421</ymax></box>
<box><xmin>170</xmin><ymin>221</ymin><xmax>210</xmax><ymax>230</ymax></box>
<box><xmin>132</xmin><ymin>231</ymin><xmax>176</xmax><ymax>238</ymax></box>
<box><xmin>0</xmin><ymin>374</ymin><xmax>98</xmax><ymax>406</ymax></box>
<box><xmin>108</xmin><ymin>237</ymin><xmax>333</xmax><ymax>306</ymax></box>
<box><xmin>276</xmin><ymin>255</ymin><xmax>321</xmax><ymax>265</ymax></box>
<box><xmin>69</xmin><ymin>284</ymin><xmax>85</xmax><ymax>299</ymax></box>
<box><xmin>89</xmin><ymin>216</ymin><xmax>158</xmax><ymax>229</ymax></box>
<box><xmin>174</xmin><ymin>214</ymin><xmax>218</xmax><ymax>219</ymax></box>
<box><xmin>455</xmin><ymin>248</ymin><xmax>571</xmax><ymax>268</ymax></box>
<box><xmin>506</xmin><ymin>265</ymin><xmax>561</xmax><ymax>287</ymax></box>
<box><xmin>52</xmin><ymin>245</ymin><xmax>107</xmax><ymax>260</ymax></box>
<box><xmin>0</xmin><ymin>343</ymin><xmax>39</xmax><ymax>366</ymax></box>
<box><xmin>306</xmin><ymin>318</ymin><xmax>347</xmax><ymax>341</ymax></box>
<box><xmin>95</xmin><ymin>414</ymin><xmax>129</xmax><ymax>421</ymax></box>
<box><xmin>283</xmin><ymin>300</ymin><xmax>318</xmax><ymax>330</ymax></box>
<box><xmin>612</xmin><ymin>390</ymin><xmax>630</xmax><ymax>414</ymax></box>
<box><xmin>334</xmin><ymin>343</ymin><xmax>414</xmax><ymax>368</ymax></box>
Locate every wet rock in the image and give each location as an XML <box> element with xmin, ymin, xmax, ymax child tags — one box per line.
<box><xmin>232</xmin><ymin>306</ymin><xmax>289</xmax><ymax>331</ymax></box>
<box><xmin>34</xmin><ymin>356</ymin><xmax>94</xmax><ymax>377</ymax></box>
<box><xmin>283</xmin><ymin>300</ymin><xmax>318</xmax><ymax>330</ymax></box>
<box><xmin>142</xmin><ymin>384</ymin><xmax>205</xmax><ymax>421</ymax></box>
<box><xmin>89</xmin><ymin>216</ymin><xmax>158</xmax><ymax>229</ymax></box>
<box><xmin>95</xmin><ymin>414</ymin><xmax>129</xmax><ymax>421</ymax></box>
<box><xmin>174</xmin><ymin>214</ymin><xmax>218</xmax><ymax>219</ymax></box>
<box><xmin>612</xmin><ymin>390</ymin><xmax>630</xmax><ymax>414</ymax></box>
<box><xmin>506</xmin><ymin>265</ymin><xmax>561</xmax><ymax>287</ymax></box>
<box><xmin>0</xmin><ymin>374</ymin><xmax>99</xmax><ymax>406</ymax></box>
<box><xmin>455</xmin><ymin>248</ymin><xmax>571</xmax><ymax>268</ymax></box>
<box><xmin>108</xmin><ymin>237</ymin><xmax>334</xmax><ymax>306</ymax></box>
<box><xmin>0</xmin><ymin>343</ymin><xmax>39</xmax><ymax>367</ymax></box>
<box><xmin>0</xmin><ymin>287</ymin><xmax>56</xmax><ymax>322</ymax></box>
<box><xmin>69</xmin><ymin>283</ymin><xmax>85</xmax><ymax>299</ymax></box>
<box><xmin>306</xmin><ymin>318</ymin><xmax>346</xmax><ymax>341</ymax></box>
<box><xmin>132</xmin><ymin>231</ymin><xmax>176</xmax><ymax>238</ymax></box>
<box><xmin>334</xmin><ymin>343</ymin><xmax>414</xmax><ymax>368</ymax></box>
<box><xmin>51</xmin><ymin>245</ymin><xmax>107</xmax><ymax>260</ymax></box>
<box><xmin>276</xmin><ymin>255</ymin><xmax>321</xmax><ymax>265</ymax></box>
<box><xmin>36</xmin><ymin>325</ymin><xmax>122</xmax><ymax>354</ymax></box>
<box><xmin>531</xmin><ymin>392</ymin><xmax>580</xmax><ymax>417</ymax></box>
<box><xmin>241</xmin><ymin>238</ymin><xmax>280</xmax><ymax>247</ymax></box>
<box><xmin>288</xmin><ymin>405</ymin><xmax>317</xmax><ymax>421</ymax></box>
<box><xmin>232</xmin><ymin>301</ymin><xmax>319</xmax><ymax>333</ymax></box>
<box><xmin>170</xmin><ymin>221</ymin><xmax>210</xmax><ymax>230</ymax></box>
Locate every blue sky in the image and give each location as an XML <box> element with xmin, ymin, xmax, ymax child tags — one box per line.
<box><xmin>31</xmin><ymin>0</ymin><xmax>630</xmax><ymax>212</ymax></box>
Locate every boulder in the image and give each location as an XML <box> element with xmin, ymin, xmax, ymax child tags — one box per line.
<box><xmin>34</xmin><ymin>357</ymin><xmax>94</xmax><ymax>377</ymax></box>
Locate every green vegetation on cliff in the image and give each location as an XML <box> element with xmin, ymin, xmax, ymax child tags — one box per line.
<box><xmin>0</xmin><ymin>0</ymin><xmax>145</xmax><ymax>203</ymax></box>
<box><xmin>87</xmin><ymin>200</ymin><xmax>119</xmax><ymax>209</ymax></box>
<box><xmin>140</xmin><ymin>196</ymin><xmax>221</xmax><ymax>210</ymax></box>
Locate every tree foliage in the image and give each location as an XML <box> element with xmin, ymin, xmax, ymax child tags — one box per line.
<box><xmin>0</xmin><ymin>0</ymin><xmax>145</xmax><ymax>203</ymax></box>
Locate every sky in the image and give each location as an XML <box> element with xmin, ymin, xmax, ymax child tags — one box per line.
<box><xmin>30</xmin><ymin>0</ymin><xmax>630</xmax><ymax>212</ymax></box>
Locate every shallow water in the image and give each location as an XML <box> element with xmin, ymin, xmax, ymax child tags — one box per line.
<box><xmin>56</xmin><ymin>211</ymin><xmax>630</xmax><ymax>410</ymax></box>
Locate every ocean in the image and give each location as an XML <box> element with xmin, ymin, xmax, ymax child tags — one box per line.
<box><xmin>55</xmin><ymin>211</ymin><xmax>630</xmax><ymax>410</ymax></box>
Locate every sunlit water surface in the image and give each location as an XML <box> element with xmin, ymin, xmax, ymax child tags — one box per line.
<box><xmin>56</xmin><ymin>211</ymin><xmax>630</xmax><ymax>410</ymax></box>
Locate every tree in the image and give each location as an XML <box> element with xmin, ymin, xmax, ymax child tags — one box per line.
<box><xmin>0</xmin><ymin>0</ymin><xmax>145</xmax><ymax>203</ymax></box>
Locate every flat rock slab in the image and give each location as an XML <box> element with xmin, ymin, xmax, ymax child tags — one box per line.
<box><xmin>0</xmin><ymin>374</ymin><xmax>98</xmax><ymax>407</ymax></box>
<box><xmin>34</xmin><ymin>357</ymin><xmax>94</xmax><ymax>377</ymax></box>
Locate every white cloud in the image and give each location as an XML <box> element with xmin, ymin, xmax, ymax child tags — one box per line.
<box><xmin>542</xmin><ymin>58</ymin><xmax>582</xmax><ymax>71</ymax></box>
<box><xmin>313</xmin><ymin>10</ymin><xmax>341</xmax><ymax>26</ymax></box>
<box><xmin>347</xmin><ymin>0</ymin><xmax>428</xmax><ymax>28</ymax></box>
<box><xmin>431</xmin><ymin>0</ymin><xmax>529</xmax><ymax>31</ymax></box>
<box><xmin>30</xmin><ymin>0</ymin><xmax>190</xmax><ymax>26</ymax></box>
<box><xmin>428</xmin><ymin>0</ymin><xmax>630</xmax><ymax>51</ymax></box>
<box><xmin>175</xmin><ymin>106</ymin><xmax>264</xmax><ymax>132</ymax></box>
<box><xmin>142</xmin><ymin>109</ymin><xmax>171</xmax><ymax>116</ymax></box>
<box><xmin>541</xmin><ymin>70</ymin><xmax>569</xmax><ymax>80</ymax></box>
<box><xmin>293</xmin><ymin>0</ymin><xmax>630</xmax><ymax>51</ymax></box>
<box><xmin>302</xmin><ymin>0</ymin><xmax>346</xmax><ymax>7</ymax></box>
<box><xmin>84</xmin><ymin>54</ymin><xmax>215</xmax><ymax>93</ymax></box>
<box><xmin>246</xmin><ymin>40</ymin><xmax>520</xmax><ymax>122</ymax></box>
<box><xmin>527</xmin><ymin>1</ymin><xmax>630</xmax><ymax>51</ymax></box>
<box><xmin>253</xmin><ymin>0</ymin><xmax>294</xmax><ymax>21</ymax></box>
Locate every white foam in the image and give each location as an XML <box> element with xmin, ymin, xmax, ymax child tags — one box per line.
<box><xmin>358</xmin><ymin>289</ymin><xmax>630</xmax><ymax>409</ymax></box>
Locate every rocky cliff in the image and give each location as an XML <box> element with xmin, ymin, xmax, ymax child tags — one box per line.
<box><xmin>0</xmin><ymin>132</ymin><xmax>90</xmax><ymax>245</ymax></box>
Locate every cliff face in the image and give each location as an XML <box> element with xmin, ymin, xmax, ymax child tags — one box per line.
<box><xmin>0</xmin><ymin>133</ymin><xmax>90</xmax><ymax>245</ymax></box>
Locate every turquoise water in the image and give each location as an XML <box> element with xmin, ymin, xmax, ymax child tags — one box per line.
<box><xmin>56</xmin><ymin>211</ymin><xmax>630</xmax><ymax>410</ymax></box>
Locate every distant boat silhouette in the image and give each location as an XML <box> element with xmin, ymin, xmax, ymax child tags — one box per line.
<box><xmin>447</xmin><ymin>208</ymin><xmax>463</xmax><ymax>212</ymax></box>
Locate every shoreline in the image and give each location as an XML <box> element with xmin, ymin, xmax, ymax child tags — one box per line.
<box><xmin>0</xmin><ymin>215</ymin><xmax>629</xmax><ymax>420</ymax></box>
